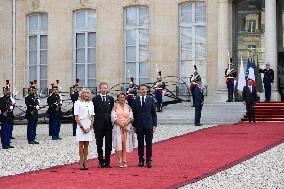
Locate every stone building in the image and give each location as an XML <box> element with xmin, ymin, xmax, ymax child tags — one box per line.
<box><xmin>0</xmin><ymin>0</ymin><xmax>283</xmax><ymax>100</ymax></box>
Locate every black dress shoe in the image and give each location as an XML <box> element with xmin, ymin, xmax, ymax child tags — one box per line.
<box><xmin>146</xmin><ymin>161</ymin><xmax>152</xmax><ymax>168</ymax></box>
<box><xmin>57</xmin><ymin>137</ymin><xmax>62</xmax><ymax>140</ymax></box>
<box><xmin>11</xmin><ymin>137</ymin><xmax>15</xmax><ymax>139</ymax></box>
<box><xmin>97</xmin><ymin>162</ymin><xmax>104</xmax><ymax>168</ymax></box>
<box><xmin>2</xmin><ymin>147</ymin><xmax>9</xmax><ymax>149</ymax></box>
<box><xmin>138</xmin><ymin>162</ymin><xmax>144</xmax><ymax>167</ymax></box>
<box><xmin>9</xmin><ymin>145</ymin><xmax>15</xmax><ymax>148</ymax></box>
<box><xmin>33</xmin><ymin>141</ymin><xmax>39</xmax><ymax>144</ymax></box>
<box><xmin>195</xmin><ymin>123</ymin><xmax>202</xmax><ymax>126</ymax></box>
<box><xmin>105</xmin><ymin>164</ymin><xmax>112</xmax><ymax>168</ymax></box>
<box><xmin>52</xmin><ymin>137</ymin><xmax>58</xmax><ymax>140</ymax></box>
<box><xmin>28</xmin><ymin>141</ymin><xmax>35</xmax><ymax>144</ymax></box>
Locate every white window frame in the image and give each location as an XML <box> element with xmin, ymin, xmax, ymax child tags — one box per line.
<box><xmin>124</xmin><ymin>6</ymin><xmax>150</xmax><ymax>84</ymax></box>
<box><xmin>73</xmin><ymin>10</ymin><xmax>96</xmax><ymax>87</ymax></box>
<box><xmin>26</xmin><ymin>13</ymin><xmax>48</xmax><ymax>91</ymax></box>
<box><xmin>179</xmin><ymin>2</ymin><xmax>206</xmax><ymax>84</ymax></box>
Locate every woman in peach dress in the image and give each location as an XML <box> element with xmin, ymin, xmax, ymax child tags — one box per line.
<box><xmin>111</xmin><ymin>93</ymin><xmax>135</xmax><ymax>168</ymax></box>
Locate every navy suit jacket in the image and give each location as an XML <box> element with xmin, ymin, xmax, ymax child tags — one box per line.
<box><xmin>194</xmin><ymin>87</ymin><xmax>204</xmax><ymax>107</ymax></box>
<box><xmin>132</xmin><ymin>95</ymin><xmax>157</xmax><ymax>130</ymax></box>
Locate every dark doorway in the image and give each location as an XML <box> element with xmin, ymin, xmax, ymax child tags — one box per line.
<box><xmin>278</xmin><ymin>52</ymin><xmax>284</xmax><ymax>101</ymax></box>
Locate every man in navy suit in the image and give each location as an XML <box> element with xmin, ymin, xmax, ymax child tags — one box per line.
<box><xmin>242</xmin><ymin>78</ymin><xmax>258</xmax><ymax>123</ymax></box>
<box><xmin>92</xmin><ymin>82</ymin><xmax>114</xmax><ymax>168</ymax></box>
<box><xmin>132</xmin><ymin>84</ymin><xmax>157</xmax><ymax>168</ymax></box>
<box><xmin>194</xmin><ymin>81</ymin><xmax>205</xmax><ymax>126</ymax></box>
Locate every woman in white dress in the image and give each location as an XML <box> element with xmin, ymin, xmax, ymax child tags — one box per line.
<box><xmin>111</xmin><ymin>93</ymin><xmax>134</xmax><ymax>168</ymax></box>
<box><xmin>74</xmin><ymin>88</ymin><xmax>95</xmax><ymax>170</ymax></box>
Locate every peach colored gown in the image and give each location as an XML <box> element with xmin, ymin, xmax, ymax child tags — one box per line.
<box><xmin>111</xmin><ymin>103</ymin><xmax>135</xmax><ymax>152</ymax></box>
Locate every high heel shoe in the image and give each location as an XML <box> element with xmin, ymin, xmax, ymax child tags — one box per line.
<box><xmin>123</xmin><ymin>162</ymin><xmax>127</xmax><ymax>168</ymax></box>
<box><xmin>80</xmin><ymin>164</ymin><xmax>85</xmax><ymax>170</ymax></box>
<box><xmin>119</xmin><ymin>162</ymin><xmax>124</xmax><ymax>168</ymax></box>
<box><xmin>83</xmin><ymin>163</ymin><xmax>89</xmax><ymax>170</ymax></box>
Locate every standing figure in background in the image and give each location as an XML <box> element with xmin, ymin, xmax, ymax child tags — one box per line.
<box><xmin>154</xmin><ymin>71</ymin><xmax>165</xmax><ymax>112</ymax></box>
<box><xmin>47</xmin><ymin>84</ymin><xmax>54</xmax><ymax>137</ymax></box>
<box><xmin>225</xmin><ymin>58</ymin><xmax>237</xmax><ymax>102</ymax></box>
<box><xmin>47</xmin><ymin>83</ymin><xmax>63</xmax><ymax>140</ymax></box>
<box><xmin>259</xmin><ymin>63</ymin><xmax>274</xmax><ymax>102</ymax></box>
<box><xmin>0</xmin><ymin>80</ymin><xmax>15</xmax><ymax>149</ymax></box>
<box><xmin>242</xmin><ymin>78</ymin><xmax>258</xmax><ymax>123</ymax></box>
<box><xmin>71</xmin><ymin>79</ymin><xmax>80</xmax><ymax>136</ymax></box>
<box><xmin>189</xmin><ymin>65</ymin><xmax>201</xmax><ymax>107</ymax></box>
<box><xmin>194</xmin><ymin>81</ymin><xmax>205</xmax><ymax>126</ymax></box>
<box><xmin>25</xmin><ymin>81</ymin><xmax>40</xmax><ymax>144</ymax></box>
<box><xmin>126</xmin><ymin>76</ymin><xmax>137</xmax><ymax>108</ymax></box>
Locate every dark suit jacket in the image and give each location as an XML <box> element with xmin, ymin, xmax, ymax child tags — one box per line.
<box><xmin>92</xmin><ymin>94</ymin><xmax>114</xmax><ymax>132</ymax></box>
<box><xmin>242</xmin><ymin>86</ymin><xmax>257</xmax><ymax>104</ymax></box>
<box><xmin>132</xmin><ymin>95</ymin><xmax>157</xmax><ymax>130</ymax></box>
<box><xmin>259</xmin><ymin>68</ymin><xmax>274</xmax><ymax>84</ymax></box>
<box><xmin>194</xmin><ymin>87</ymin><xmax>204</xmax><ymax>107</ymax></box>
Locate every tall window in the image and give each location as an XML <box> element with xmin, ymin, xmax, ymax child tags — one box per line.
<box><xmin>179</xmin><ymin>2</ymin><xmax>206</xmax><ymax>83</ymax></box>
<box><xmin>27</xmin><ymin>13</ymin><xmax>48</xmax><ymax>91</ymax></box>
<box><xmin>124</xmin><ymin>6</ymin><xmax>149</xmax><ymax>84</ymax></box>
<box><xmin>74</xmin><ymin>10</ymin><xmax>96</xmax><ymax>87</ymax></box>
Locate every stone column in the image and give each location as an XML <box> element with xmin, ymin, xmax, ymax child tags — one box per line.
<box><xmin>217</xmin><ymin>0</ymin><xmax>231</xmax><ymax>90</ymax></box>
<box><xmin>265</xmin><ymin>0</ymin><xmax>280</xmax><ymax>101</ymax></box>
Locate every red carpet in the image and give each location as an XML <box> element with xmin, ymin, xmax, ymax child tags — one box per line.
<box><xmin>242</xmin><ymin>102</ymin><xmax>284</xmax><ymax>122</ymax></box>
<box><xmin>1</xmin><ymin>123</ymin><xmax>284</xmax><ymax>189</ymax></box>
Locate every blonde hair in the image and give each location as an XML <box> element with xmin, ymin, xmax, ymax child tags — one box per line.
<box><xmin>79</xmin><ymin>88</ymin><xmax>92</xmax><ymax>101</ymax></box>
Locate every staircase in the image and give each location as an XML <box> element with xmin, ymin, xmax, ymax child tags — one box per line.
<box><xmin>241</xmin><ymin>102</ymin><xmax>284</xmax><ymax>122</ymax></box>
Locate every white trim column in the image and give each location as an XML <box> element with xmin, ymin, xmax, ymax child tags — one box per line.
<box><xmin>217</xmin><ymin>0</ymin><xmax>231</xmax><ymax>90</ymax></box>
<box><xmin>265</xmin><ymin>0</ymin><xmax>280</xmax><ymax>101</ymax></box>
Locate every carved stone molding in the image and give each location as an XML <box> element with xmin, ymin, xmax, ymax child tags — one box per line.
<box><xmin>32</xmin><ymin>0</ymin><xmax>40</xmax><ymax>9</ymax></box>
<box><xmin>80</xmin><ymin>0</ymin><xmax>89</xmax><ymax>7</ymax></box>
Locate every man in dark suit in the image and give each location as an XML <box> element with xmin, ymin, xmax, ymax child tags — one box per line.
<box><xmin>132</xmin><ymin>84</ymin><xmax>157</xmax><ymax>168</ymax></box>
<box><xmin>259</xmin><ymin>63</ymin><xmax>274</xmax><ymax>101</ymax></box>
<box><xmin>92</xmin><ymin>82</ymin><xmax>114</xmax><ymax>168</ymax></box>
<box><xmin>194</xmin><ymin>81</ymin><xmax>205</xmax><ymax>126</ymax></box>
<box><xmin>242</xmin><ymin>78</ymin><xmax>258</xmax><ymax>123</ymax></box>
<box><xmin>70</xmin><ymin>79</ymin><xmax>80</xmax><ymax>136</ymax></box>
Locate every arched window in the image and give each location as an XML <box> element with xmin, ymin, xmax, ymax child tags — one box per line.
<box><xmin>179</xmin><ymin>2</ymin><xmax>206</xmax><ymax>83</ymax></box>
<box><xmin>27</xmin><ymin>13</ymin><xmax>48</xmax><ymax>91</ymax></box>
<box><xmin>74</xmin><ymin>9</ymin><xmax>96</xmax><ymax>87</ymax></box>
<box><xmin>124</xmin><ymin>6</ymin><xmax>149</xmax><ymax>84</ymax></box>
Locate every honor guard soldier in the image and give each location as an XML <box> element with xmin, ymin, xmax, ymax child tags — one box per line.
<box><xmin>225</xmin><ymin>58</ymin><xmax>237</xmax><ymax>102</ymax></box>
<box><xmin>154</xmin><ymin>71</ymin><xmax>165</xmax><ymax>112</ymax></box>
<box><xmin>0</xmin><ymin>80</ymin><xmax>15</xmax><ymax>149</ymax></box>
<box><xmin>47</xmin><ymin>84</ymin><xmax>54</xmax><ymax>136</ymax></box>
<box><xmin>259</xmin><ymin>63</ymin><xmax>274</xmax><ymax>101</ymax></box>
<box><xmin>189</xmin><ymin>65</ymin><xmax>201</xmax><ymax>107</ymax></box>
<box><xmin>47</xmin><ymin>82</ymin><xmax>63</xmax><ymax>140</ymax></box>
<box><xmin>71</xmin><ymin>79</ymin><xmax>80</xmax><ymax>136</ymax></box>
<box><xmin>126</xmin><ymin>76</ymin><xmax>137</xmax><ymax>108</ymax></box>
<box><xmin>25</xmin><ymin>81</ymin><xmax>40</xmax><ymax>144</ymax></box>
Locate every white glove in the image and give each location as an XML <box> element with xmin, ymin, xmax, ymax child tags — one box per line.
<box><xmin>36</xmin><ymin>105</ymin><xmax>40</xmax><ymax>110</ymax></box>
<box><xmin>10</xmin><ymin>106</ymin><xmax>14</xmax><ymax>110</ymax></box>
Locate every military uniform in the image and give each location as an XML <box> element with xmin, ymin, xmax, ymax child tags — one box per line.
<box><xmin>25</xmin><ymin>81</ymin><xmax>40</xmax><ymax>144</ymax></box>
<box><xmin>0</xmin><ymin>80</ymin><xmax>15</xmax><ymax>149</ymax></box>
<box><xmin>47</xmin><ymin>84</ymin><xmax>62</xmax><ymax>140</ymax></box>
<box><xmin>225</xmin><ymin>60</ymin><xmax>237</xmax><ymax>102</ymax></box>
<box><xmin>126</xmin><ymin>77</ymin><xmax>137</xmax><ymax>108</ymax></box>
<box><xmin>190</xmin><ymin>65</ymin><xmax>201</xmax><ymax>107</ymax></box>
<box><xmin>259</xmin><ymin>64</ymin><xmax>274</xmax><ymax>101</ymax></box>
<box><xmin>154</xmin><ymin>71</ymin><xmax>165</xmax><ymax>112</ymax></box>
<box><xmin>70</xmin><ymin>79</ymin><xmax>80</xmax><ymax>136</ymax></box>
